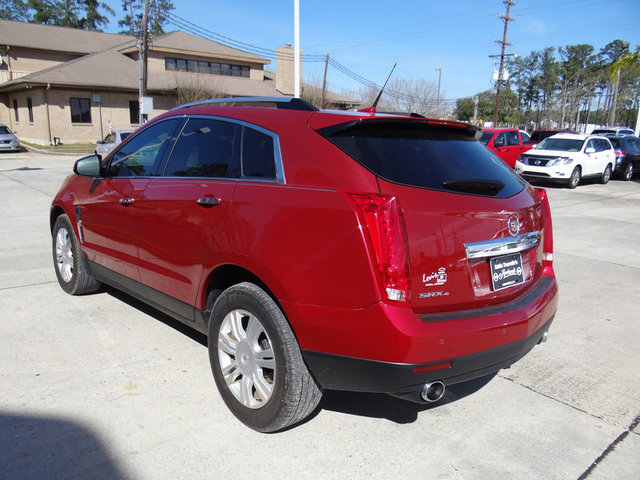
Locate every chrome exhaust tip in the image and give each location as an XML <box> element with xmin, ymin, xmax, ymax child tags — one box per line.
<box><xmin>539</xmin><ymin>330</ymin><xmax>549</xmax><ymax>344</ymax></box>
<box><xmin>420</xmin><ymin>381</ymin><xmax>446</xmax><ymax>403</ymax></box>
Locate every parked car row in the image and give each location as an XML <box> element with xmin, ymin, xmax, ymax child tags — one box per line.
<box><xmin>482</xmin><ymin>126</ymin><xmax>638</xmax><ymax>188</ymax></box>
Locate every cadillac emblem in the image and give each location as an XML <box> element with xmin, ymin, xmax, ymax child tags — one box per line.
<box><xmin>507</xmin><ymin>215</ymin><xmax>520</xmax><ymax>237</ymax></box>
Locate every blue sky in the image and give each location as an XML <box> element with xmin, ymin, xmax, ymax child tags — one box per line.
<box><xmin>105</xmin><ymin>0</ymin><xmax>640</xmax><ymax>102</ymax></box>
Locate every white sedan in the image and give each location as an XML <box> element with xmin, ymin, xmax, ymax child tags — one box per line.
<box><xmin>95</xmin><ymin>129</ymin><xmax>134</xmax><ymax>158</ymax></box>
<box><xmin>515</xmin><ymin>133</ymin><xmax>615</xmax><ymax>189</ymax></box>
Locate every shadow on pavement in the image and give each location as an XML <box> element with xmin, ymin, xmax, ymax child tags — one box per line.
<box><xmin>100</xmin><ymin>287</ymin><xmax>498</xmax><ymax>427</ymax></box>
<box><xmin>318</xmin><ymin>374</ymin><xmax>496</xmax><ymax>424</ymax></box>
<box><xmin>0</xmin><ymin>412</ymin><xmax>127</xmax><ymax>480</ymax></box>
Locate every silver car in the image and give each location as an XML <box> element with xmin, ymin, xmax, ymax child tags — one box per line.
<box><xmin>95</xmin><ymin>129</ymin><xmax>133</xmax><ymax>158</ymax></box>
<box><xmin>0</xmin><ymin>124</ymin><xmax>21</xmax><ymax>152</ymax></box>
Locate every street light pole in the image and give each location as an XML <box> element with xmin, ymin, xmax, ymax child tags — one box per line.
<box><xmin>435</xmin><ymin>68</ymin><xmax>441</xmax><ymax>117</ymax></box>
<box><xmin>294</xmin><ymin>0</ymin><xmax>300</xmax><ymax>98</ymax></box>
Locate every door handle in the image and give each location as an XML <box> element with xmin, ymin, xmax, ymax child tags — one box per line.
<box><xmin>119</xmin><ymin>197</ymin><xmax>135</xmax><ymax>206</ymax></box>
<box><xmin>196</xmin><ymin>197</ymin><xmax>221</xmax><ymax>207</ymax></box>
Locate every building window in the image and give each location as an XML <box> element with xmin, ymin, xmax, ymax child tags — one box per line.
<box><xmin>27</xmin><ymin>97</ymin><xmax>34</xmax><ymax>123</ymax></box>
<box><xmin>164</xmin><ymin>57</ymin><xmax>250</xmax><ymax>78</ymax></box>
<box><xmin>129</xmin><ymin>100</ymin><xmax>139</xmax><ymax>124</ymax></box>
<box><xmin>13</xmin><ymin>99</ymin><xmax>19</xmax><ymax>122</ymax></box>
<box><xmin>70</xmin><ymin>97</ymin><xmax>91</xmax><ymax>123</ymax></box>
<box><xmin>165</xmin><ymin>57</ymin><xmax>176</xmax><ymax>71</ymax></box>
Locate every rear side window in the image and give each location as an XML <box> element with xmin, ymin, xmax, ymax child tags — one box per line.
<box><xmin>164</xmin><ymin>118</ymin><xmax>240</xmax><ymax>178</ymax></box>
<box><xmin>320</xmin><ymin>120</ymin><xmax>525</xmax><ymax>198</ymax></box>
<box><xmin>241</xmin><ymin>127</ymin><xmax>276</xmax><ymax>179</ymax></box>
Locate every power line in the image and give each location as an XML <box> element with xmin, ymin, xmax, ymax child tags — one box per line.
<box><xmin>162</xmin><ymin>12</ymin><xmax>463</xmax><ymax>105</ymax></box>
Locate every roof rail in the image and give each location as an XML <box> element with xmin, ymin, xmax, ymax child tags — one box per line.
<box><xmin>171</xmin><ymin>96</ymin><xmax>319</xmax><ymax>112</ymax></box>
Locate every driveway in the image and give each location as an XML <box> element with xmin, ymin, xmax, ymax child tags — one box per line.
<box><xmin>1</xmin><ymin>152</ymin><xmax>639</xmax><ymax>479</ymax></box>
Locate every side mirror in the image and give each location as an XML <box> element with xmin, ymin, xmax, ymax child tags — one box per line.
<box><xmin>585</xmin><ymin>147</ymin><xmax>596</xmax><ymax>154</ymax></box>
<box><xmin>74</xmin><ymin>155</ymin><xmax>102</xmax><ymax>177</ymax></box>
<box><xmin>493</xmin><ymin>138</ymin><xmax>505</xmax><ymax>148</ymax></box>
<box><xmin>96</xmin><ymin>140</ymin><xmax>104</xmax><ymax>145</ymax></box>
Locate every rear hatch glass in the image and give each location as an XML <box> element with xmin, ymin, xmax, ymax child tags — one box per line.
<box><xmin>318</xmin><ymin>118</ymin><xmax>544</xmax><ymax>313</ymax></box>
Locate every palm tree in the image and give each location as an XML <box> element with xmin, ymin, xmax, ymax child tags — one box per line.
<box><xmin>610</xmin><ymin>53</ymin><xmax>640</xmax><ymax>134</ymax></box>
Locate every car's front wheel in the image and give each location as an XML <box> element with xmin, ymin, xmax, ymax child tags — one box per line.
<box><xmin>52</xmin><ymin>214</ymin><xmax>101</xmax><ymax>295</ymax></box>
<box><xmin>208</xmin><ymin>282</ymin><xmax>322</xmax><ymax>432</ymax></box>
<box><xmin>567</xmin><ymin>167</ymin><xmax>581</xmax><ymax>189</ymax></box>
<box><xmin>600</xmin><ymin>164</ymin><xmax>612</xmax><ymax>184</ymax></box>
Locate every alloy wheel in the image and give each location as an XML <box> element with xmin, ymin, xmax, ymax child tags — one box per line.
<box><xmin>218</xmin><ymin>308</ymin><xmax>276</xmax><ymax>409</ymax></box>
<box><xmin>55</xmin><ymin>227</ymin><xmax>74</xmax><ymax>283</ymax></box>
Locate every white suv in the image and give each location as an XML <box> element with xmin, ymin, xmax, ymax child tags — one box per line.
<box><xmin>515</xmin><ymin>133</ymin><xmax>615</xmax><ymax>189</ymax></box>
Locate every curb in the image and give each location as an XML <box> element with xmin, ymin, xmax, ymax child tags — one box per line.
<box><xmin>23</xmin><ymin>145</ymin><xmax>93</xmax><ymax>156</ymax></box>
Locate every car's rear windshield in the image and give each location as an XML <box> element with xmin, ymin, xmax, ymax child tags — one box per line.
<box><xmin>318</xmin><ymin>120</ymin><xmax>525</xmax><ymax>198</ymax></box>
<box><xmin>536</xmin><ymin>137</ymin><xmax>584</xmax><ymax>152</ymax></box>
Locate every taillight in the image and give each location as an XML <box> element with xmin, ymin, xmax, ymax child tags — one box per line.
<box><xmin>348</xmin><ymin>193</ymin><xmax>411</xmax><ymax>303</ymax></box>
<box><xmin>534</xmin><ymin>187</ymin><xmax>554</xmax><ymax>276</ymax></box>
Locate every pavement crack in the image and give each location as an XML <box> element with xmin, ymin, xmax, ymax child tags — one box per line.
<box><xmin>0</xmin><ymin>281</ymin><xmax>58</xmax><ymax>291</ymax></box>
<box><xmin>577</xmin><ymin>414</ymin><xmax>640</xmax><ymax>479</ymax></box>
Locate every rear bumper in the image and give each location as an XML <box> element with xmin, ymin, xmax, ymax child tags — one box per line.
<box><xmin>290</xmin><ymin>274</ymin><xmax>557</xmax><ymax>395</ymax></box>
<box><xmin>303</xmin><ymin>315</ymin><xmax>552</xmax><ymax>395</ymax></box>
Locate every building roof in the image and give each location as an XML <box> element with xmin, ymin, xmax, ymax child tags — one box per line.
<box><xmin>1</xmin><ymin>41</ymin><xmax>283</xmax><ymax>97</ymax></box>
<box><xmin>0</xmin><ymin>20</ymin><xmax>356</xmax><ymax>106</ymax></box>
<box><xmin>0</xmin><ymin>19</ymin><xmax>134</xmax><ymax>54</ymax></box>
<box><xmin>144</xmin><ymin>31</ymin><xmax>269</xmax><ymax>65</ymax></box>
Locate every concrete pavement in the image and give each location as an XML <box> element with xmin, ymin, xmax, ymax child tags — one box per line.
<box><xmin>1</xmin><ymin>151</ymin><xmax>638</xmax><ymax>479</ymax></box>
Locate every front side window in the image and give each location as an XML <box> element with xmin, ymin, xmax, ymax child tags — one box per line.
<box><xmin>506</xmin><ymin>131</ymin><xmax>520</xmax><ymax>146</ymax></box>
<box><xmin>108</xmin><ymin>119</ymin><xmax>181</xmax><ymax>177</ymax></box>
<box><xmin>164</xmin><ymin>118</ymin><xmax>240</xmax><ymax>178</ymax></box>
<box><xmin>70</xmin><ymin>97</ymin><xmax>91</xmax><ymax>123</ymax></box>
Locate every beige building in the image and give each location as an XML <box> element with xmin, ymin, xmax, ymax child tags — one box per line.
<box><xmin>0</xmin><ymin>20</ymin><xmax>356</xmax><ymax>146</ymax></box>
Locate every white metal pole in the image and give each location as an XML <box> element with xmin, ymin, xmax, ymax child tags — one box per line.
<box><xmin>294</xmin><ymin>0</ymin><xmax>300</xmax><ymax>98</ymax></box>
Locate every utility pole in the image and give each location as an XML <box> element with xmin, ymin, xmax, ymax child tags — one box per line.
<box><xmin>493</xmin><ymin>0</ymin><xmax>515</xmax><ymax>126</ymax></box>
<box><xmin>473</xmin><ymin>95</ymin><xmax>479</xmax><ymax>124</ymax></box>
<box><xmin>321</xmin><ymin>54</ymin><xmax>329</xmax><ymax>109</ymax></box>
<box><xmin>435</xmin><ymin>68</ymin><xmax>441</xmax><ymax>117</ymax></box>
<box><xmin>294</xmin><ymin>0</ymin><xmax>300</xmax><ymax>98</ymax></box>
<box><xmin>138</xmin><ymin>0</ymin><xmax>149</xmax><ymax>124</ymax></box>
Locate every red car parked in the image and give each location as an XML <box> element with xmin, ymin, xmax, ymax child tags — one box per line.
<box><xmin>481</xmin><ymin>127</ymin><xmax>535</xmax><ymax>168</ymax></box>
<box><xmin>51</xmin><ymin>98</ymin><xmax>557</xmax><ymax>432</ymax></box>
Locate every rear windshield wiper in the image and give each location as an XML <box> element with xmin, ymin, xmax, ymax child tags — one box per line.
<box><xmin>442</xmin><ymin>179</ymin><xmax>505</xmax><ymax>196</ymax></box>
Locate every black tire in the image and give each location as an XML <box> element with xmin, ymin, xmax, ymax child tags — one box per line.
<box><xmin>52</xmin><ymin>214</ymin><xmax>101</xmax><ymax>295</ymax></box>
<box><xmin>567</xmin><ymin>167</ymin><xmax>581</xmax><ymax>189</ymax></box>
<box><xmin>622</xmin><ymin>163</ymin><xmax>634</xmax><ymax>181</ymax></box>
<box><xmin>208</xmin><ymin>282</ymin><xmax>322</xmax><ymax>432</ymax></box>
<box><xmin>600</xmin><ymin>164</ymin><xmax>612</xmax><ymax>184</ymax></box>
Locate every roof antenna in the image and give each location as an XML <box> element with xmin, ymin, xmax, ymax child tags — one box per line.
<box><xmin>360</xmin><ymin>63</ymin><xmax>397</xmax><ymax>114</ymax></box>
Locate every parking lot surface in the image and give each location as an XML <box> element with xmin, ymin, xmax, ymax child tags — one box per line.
<box><xmin>1</xmin><ymin>151</ymin><xmax>639</xmax><ymax>479</ymax></box>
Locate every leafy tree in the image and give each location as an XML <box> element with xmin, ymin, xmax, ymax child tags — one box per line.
<box><xmin>118</xmin><ymin>0</ymin><xmax>174</xmax><ymax>36</ymax></box>
<box><xmin>80</xmin><ymin>0</ymin><xmax>114</xmax><ymax>31</ymax></box>
<box><xmin>0</xmin><ymin>0</ymin><xmax>29</xmax><ymax>20</ymax></box>
<box><xmin>456</xmin><ymin>89</ymin><xmax>518</xmax><ymax>126</ymax></box>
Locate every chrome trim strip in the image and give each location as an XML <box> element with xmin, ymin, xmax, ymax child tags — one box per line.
<box><xmin>464</xmin><ymin>231</ymin><xmax>540</xmax><ymax>259</ymax></box>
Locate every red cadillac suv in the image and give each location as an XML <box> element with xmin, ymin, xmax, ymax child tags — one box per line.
<box><xmin>51</xmin><ymin>97</ymin><xmax>557</xmax><ymax>432</ymax></box>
